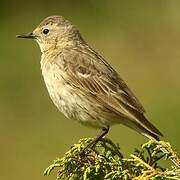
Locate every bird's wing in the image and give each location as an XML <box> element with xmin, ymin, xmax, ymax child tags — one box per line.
<box><xmin>56</xmin><ymin>46</ymin><xmax>145</xmax><ymax>115</ymax></box>
<box><xmin>54</xmin><ymin>46</ymin><xmax>163</xmax><ymax>139</ymax></box>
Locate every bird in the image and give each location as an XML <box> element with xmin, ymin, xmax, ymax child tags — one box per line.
<box><xmin>17</xmin><ymin>15</ymin><xmax>163</xmax><ymax>149</ymax></box>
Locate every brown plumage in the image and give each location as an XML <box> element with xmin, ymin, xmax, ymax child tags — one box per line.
<box><xmin>17</xmin><ymin>15</ymin><xmax>163</xmax><ymax>145</ymax></box>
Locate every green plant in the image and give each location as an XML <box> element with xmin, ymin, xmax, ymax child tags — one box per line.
<box><xmin>44</xmin><ymin>138</ymin><xmax>180</xmax><ymax>180</ymax></box>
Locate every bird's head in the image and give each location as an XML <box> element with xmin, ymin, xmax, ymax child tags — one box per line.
<box><xmin>17</xmin><ymin>16</ymin><xmax>83</xmax><ymax>52</ymax></box>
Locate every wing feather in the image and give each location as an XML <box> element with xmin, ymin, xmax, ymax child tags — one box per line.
<box><xmin>57</xmin><ymin>46</ymin><xmax>145</xmax><ymax>115</ymax></box>
<box><xmin>52</xmin><ymin>45</ymin><xmax>163</xmax><ymax>138</ymax></box>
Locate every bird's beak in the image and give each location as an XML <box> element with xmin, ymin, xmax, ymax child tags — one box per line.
<box><xmin>16</xmin><ymin>32</ymin><xmax>36</xmax><ymax>39</ymax></box>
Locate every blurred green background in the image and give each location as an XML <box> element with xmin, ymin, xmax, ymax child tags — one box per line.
<box><xmin>1</xmin><ymin>0</ymin><xmax>180</xmax><ymax>179</ymax></box>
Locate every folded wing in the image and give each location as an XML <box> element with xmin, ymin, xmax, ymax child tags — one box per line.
<box><xmin>55</xmin><ymin>46</ymin><xmax>163</xmax><ymax>139</ymax></box>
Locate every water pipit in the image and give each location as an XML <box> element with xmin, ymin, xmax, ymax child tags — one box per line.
<box><xmin>17</xmin><ymin>16</ymin><xmax>163</xmax><ymax>150</ymax></box>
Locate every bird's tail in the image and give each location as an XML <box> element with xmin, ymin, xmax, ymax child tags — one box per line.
<box><xmin>123</xmin><ymin>118</ymin><xmax>180</xmax><ymax>168</ymax></box>
<box><xmin>124</xmin><ymin>114</ymin><xmax>180</xmax><ymax>168</ymax></box>
<box><xmin>120</xmin><ymin>102</ymin><xmax>163</xmax><ymax>141</ymax></box>
<box><xmin>119</xmin><ymin>105</ymin><xmax>180</xmax><ymax>168</ymax></box>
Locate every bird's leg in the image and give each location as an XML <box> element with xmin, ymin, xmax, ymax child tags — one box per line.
<box><xmin>80</xmin><ymin>127</ymin><xmax>109</xmax><ymax>156</ymax></box>
<box><xmin>87</xmin><ymin>127</ymin><xmax>109</xmax><ymax>150</ymax></box>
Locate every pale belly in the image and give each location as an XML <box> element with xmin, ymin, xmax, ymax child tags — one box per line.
<box><xmin>41</xmin><ymin>63</ymin><xmax>113</xmax><ymax>129</ymax></box>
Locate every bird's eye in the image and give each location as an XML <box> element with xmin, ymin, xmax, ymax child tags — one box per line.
<box><xmin>43</xmin><ymin>29</ymin><xmax>49</xmax><ymax>35</ymax></box>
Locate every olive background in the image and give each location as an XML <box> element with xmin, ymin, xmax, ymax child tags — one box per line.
<box><xmin>1</xmin><ymin>1</ymin><xmax>180</xmax><ymax>179</ymax></box>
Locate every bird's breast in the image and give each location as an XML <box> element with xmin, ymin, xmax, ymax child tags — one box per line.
<box><xmin>41</xmin><ymin>62</ymin><xmax>74</xmax><ymax>117</ymax></box>
<box><xmin>40</xmin><ymin>60</ymin><xmax>114</xmax><ymax>129</ymax></box>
